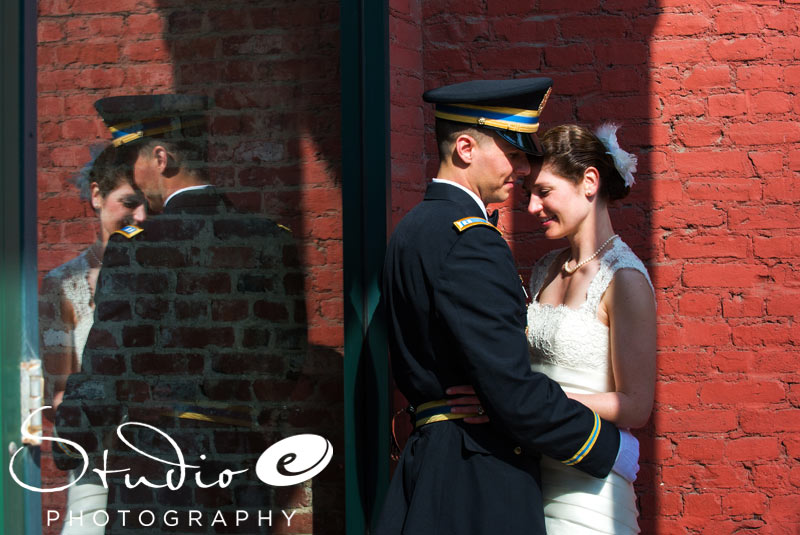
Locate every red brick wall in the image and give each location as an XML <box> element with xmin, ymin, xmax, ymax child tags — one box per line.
<box><xmin>646</xmin><ymin>3</ymin><xmax>799</xmax><ymax>532</ymax></box>
<box><xmin>390</xmin><ymin>2</ymin><xmax>799</xmax><ymax>533</ymax></box>
<box><xmin>37</xmin><ymin>1</ymin><xmax>343</xmax><ymax>533</ymax></box>
<box><xmin>389</xmin><ymin>0</ymin><xmax>426</xmax><ymax>228</ymax></box>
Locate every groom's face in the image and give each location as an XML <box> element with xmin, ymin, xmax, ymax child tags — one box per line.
<box><xmin>131</xmin><ymin>144</ymin><xmax>169</xmax><ymax>213</ymax></box>
<box><xmin>471</xmin><ymin>133</ymin><xmax>531</xmax><ymax>205</ymax></box>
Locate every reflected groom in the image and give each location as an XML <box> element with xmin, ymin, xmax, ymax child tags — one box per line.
<box><xmin>57</xmin><ymin>94</ymin><xmax>306</xmax><ymax>534</ymax></box>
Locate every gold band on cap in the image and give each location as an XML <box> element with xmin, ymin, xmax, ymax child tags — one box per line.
<box><xmin>108</xmin><ymin>117</ymin><xmax>206</xmax><ymax>147</ymax></box>
<box><xmin>435</xmin><ymin>103</ymin><xmax>541</xmax><ymax>133</ymax></box>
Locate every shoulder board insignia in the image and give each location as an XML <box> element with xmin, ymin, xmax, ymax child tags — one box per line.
<box><xmin>452</xmin><ymin>217</ymin><xmax>501</xmax><ymax>235</ymax></box>
<box><xmin>114</xmin><ymin>225</ymin><xmax>144</xmax><ymax>239</ymax></box>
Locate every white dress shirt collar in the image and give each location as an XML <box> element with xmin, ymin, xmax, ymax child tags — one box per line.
<box><xmin>163</xmin><ymin>184</ymin><xmax>212</xmax><ymax>208</ymax></box>
<box><xmin>431</xmin><ymin>178</ymin><xmax>488</xmax><ymax>219</ymax></box>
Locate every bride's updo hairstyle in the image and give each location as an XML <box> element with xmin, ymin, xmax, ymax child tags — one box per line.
<box><xmin>540</xmin><ymin>124</ymin><xmax>631</xmax><ymax>201</ymax></box>
<box><xmin>72</xmin><ymin>144</ymin><xmax>134</xmax><ymax>204</ymax></box>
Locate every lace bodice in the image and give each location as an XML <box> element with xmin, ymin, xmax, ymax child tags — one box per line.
<box><xmin>526</xmin><ymin>239</ymin><xmax>653</xmax><ymax>393</ymax></box>
<box><xmin>40</xmin><ymin>250</ymin><xmax>95</xmax><ymax>363</ymax></box>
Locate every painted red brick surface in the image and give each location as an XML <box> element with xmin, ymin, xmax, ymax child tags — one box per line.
<box><xmin>390</xmin><ymin>1</ymin><xmax>799</xmax><ymax>533</ymax></box>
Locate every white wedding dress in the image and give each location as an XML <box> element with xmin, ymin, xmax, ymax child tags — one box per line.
<box><xmin>41</xmin><ymin>251</ymin><xmax>109</xmax><ymax>535</ymax></box>
<box><xmin>526</xmin><ymin>239</ymin><xmax>653</xmax><ymax>535</ymax></box>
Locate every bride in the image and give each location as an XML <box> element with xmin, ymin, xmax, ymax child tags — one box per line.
<box><xmin>451</xmin><ymin>123</ymin><xmax>656</xmax><ymax>534</ymax></box>
<box><xmin>41</xmin><ymin>144</ymin><xmax>146</xmax><ymax>535</ymax></box>
<box><xmin>524</xmin><ymin>123</ymin><xmax>655</xmax><ymax>534</ymax></box>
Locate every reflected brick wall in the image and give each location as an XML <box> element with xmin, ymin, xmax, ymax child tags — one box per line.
<box><xmin>37</xmin><ymin>1</ymin><xmax>344</xmax><ymax>533</ymax></box>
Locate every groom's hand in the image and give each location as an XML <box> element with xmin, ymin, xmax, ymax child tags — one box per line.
<box><xmin>446</xmin><ymin>385</ymin><xmax>489</xmax><ymax>424</ymax></box>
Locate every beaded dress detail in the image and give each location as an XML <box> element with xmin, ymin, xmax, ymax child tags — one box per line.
<box><xmin>526</xmin><ymin>238</ymin><xmax>653</xmax><ymax>535</ymax></box>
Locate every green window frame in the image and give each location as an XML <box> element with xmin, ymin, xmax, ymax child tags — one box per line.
<box><xmin>341</xmin><ymin>0</ymin><xmax>391</xmax><ymax>533</ymax></box>
<box><xmin>1</xmin><ymin>0</ymin><xmax>39</xmax><ymax>533</ymax></box>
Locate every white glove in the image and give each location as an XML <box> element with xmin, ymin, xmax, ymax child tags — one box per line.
<box><xmin>611</xmin><ymin>429</ymin><xmax>640</xmax><ymax>483</ymax></box>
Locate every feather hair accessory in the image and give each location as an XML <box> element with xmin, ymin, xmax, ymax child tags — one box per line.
<box><xmin>594</xmin><ymin>123</ymin><xmax>637</xmax><ymax>188</ymax></box>
<box><xmin>71</xmin><ymin>141</ymin><xmax>111</xmax><ymax>201</ymax></box>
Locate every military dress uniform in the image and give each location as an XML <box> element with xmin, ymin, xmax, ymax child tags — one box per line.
<box><xmin>375</xmin><ymin>79</ymin><xmax>622</xmax><ymax>535</ymax></box>
<box><xmin>56</xmin><ymin>95</ymin><xmax>307</xmax><ymax>534</ymax></box>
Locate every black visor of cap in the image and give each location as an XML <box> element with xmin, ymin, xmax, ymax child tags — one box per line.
<box><xmin>489</xmin><ymin>128</ymin><xmax>544</xmax><ymax>156</ymax></box>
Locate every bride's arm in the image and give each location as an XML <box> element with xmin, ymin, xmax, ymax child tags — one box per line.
<box><xmin>567</xmin><ymin>268</ymin><xmax>656</xmax><ymax>429</ymax></box>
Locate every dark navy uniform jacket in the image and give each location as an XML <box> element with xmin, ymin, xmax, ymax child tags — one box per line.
<box><xmin>375</xmin><ymin>182</ymin><xmax>621</xmax><ymax>535</ymax></box>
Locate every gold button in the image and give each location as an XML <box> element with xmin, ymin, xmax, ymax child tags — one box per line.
<box><xmin>513</xmin><ymin>446</ymin><xmax>522</xmax><ymax>455</ymax></box>
<box><xmin>478</xmin><ymin>117</ymin><xmax>486</xmax><ymax>125</ymax></box>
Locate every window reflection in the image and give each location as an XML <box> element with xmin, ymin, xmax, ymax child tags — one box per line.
<box><xmin>37</xmin><ymin>2</ymin><xmax>344</xmax><ymax>533</ymax></box>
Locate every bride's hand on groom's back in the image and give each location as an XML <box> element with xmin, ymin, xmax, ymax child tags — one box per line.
<box><xmin>445</xmin><ymin>385</ymin><xmax>490</xmax><ymax>424</ymax></box>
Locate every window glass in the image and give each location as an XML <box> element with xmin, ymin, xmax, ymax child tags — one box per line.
<box><xmin>34</xmin><ymin>2</ymin><xmax>344</xmax><ymax>532</ymax></box>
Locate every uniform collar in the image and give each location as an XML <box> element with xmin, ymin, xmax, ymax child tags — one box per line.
<box><xmin>161</xmin><ymin>185</ymin><xmax>228</xmax><ymax>215</ymax></box>
<box><xmin>163</xmin><ymin>184</ymin><xmax>212</xmax><ymax>209</ymax></box>
<box><xmin>430</xmin><ymin>179</ymin><xmax>488</xmax><ymax>219</ymax></box>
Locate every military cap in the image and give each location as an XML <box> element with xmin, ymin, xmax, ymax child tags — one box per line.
<box><xmin>94</xmin><ymin>94</ymin><xmax>210</xmax><ymax>147</ymax></box>
<box><xmin>423</xmin><ymin>78</ymin><xmax>552</xmax><ymax>155</ymax></box>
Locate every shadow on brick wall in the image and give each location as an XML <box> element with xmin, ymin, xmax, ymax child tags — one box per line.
<box><xmin>152</xmin><ymin>1</ymin><xmax>346</xmax><ymax>532</ymax></box>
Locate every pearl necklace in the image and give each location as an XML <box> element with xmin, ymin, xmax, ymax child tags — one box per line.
<box><xmin>87</xmin><ymin>244</ymin><xmax>103</xmax><ymax>267</ymax></box>
<box><xmin>562</xmin><ymin>234</ymin><xmax>618</xmax><ymax>275</ymax></box>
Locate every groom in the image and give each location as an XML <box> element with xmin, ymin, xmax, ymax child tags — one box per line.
<box><xmin>375</xmin><ymin>78</ymin><xmax>637</xmax><ymax>534</ymax></box>
<box><xmin>56</xmin><ymin>94</ymin><xmax>306</xmax><ymax>533</ymax></box>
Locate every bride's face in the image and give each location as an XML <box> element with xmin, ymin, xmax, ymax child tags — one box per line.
<box><xmin>92</xmin><ymin>181</ymin><xmax>147</xmax><ymax>245</ymax></box>
<box><xmin>525</xmin><ymin>165</ymin><xmax>592</xmax><ymax>239</ymax></box>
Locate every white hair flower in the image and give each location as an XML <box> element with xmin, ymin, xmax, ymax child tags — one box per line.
<box><xmin>594</xmin><ymin>123</ymin><xmax>637</xmax><ymax>188</ymax></box>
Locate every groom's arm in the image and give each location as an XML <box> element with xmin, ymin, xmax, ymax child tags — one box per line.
<box><xmin>434</xmin><ymin>225</ymin><xmax>621</xmax><ymax>478</ymax></box>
